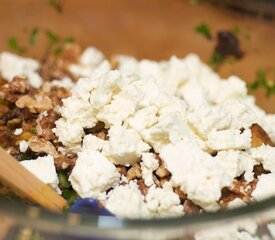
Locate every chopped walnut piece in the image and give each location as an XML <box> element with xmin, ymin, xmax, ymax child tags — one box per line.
<box><xmin>54</xmin><ymin>155</ymin><xmax>77</xmax><ymax>170</ymax></box>
<box><xmin>116</xmin><ymin>165</ymin><xmax>127</xmax><ymax>176</ymax></box>
<box><xmin>159</xmin><ymin>176</ymin><xmax>171</xmax><ymax>187</ymax></box>
<box><xmin>137</xmin><ymin>179</ymin><xmax>148</xmax><ymax>196</ymax></box>
<box><xmin>152</xmin><ymin>174</ymin><xmax>161</xmax><ymax>188</ymax></box>
<box><xmin>36</xmin><ymin>111</ymin><xmax>58</xmax><ymax>140</ymax></box>
<box><xmin>16</xmin><ymin>95</ymin><xmax>53</xmax><ymax>114</ymax></box>
<box><xmin>33</xmin><ymin>96</ymin><xmax>53</xmax><ymax>113</ymax></box>
<box><xmin>28</xmin><ymin>136</ymin><xmax>59</xmax><ymax>158</ymax></box>
<box><xmin>219</xmin><ymin>187</ymin><xmax>239</xmax><ymax>208</ymax></box>
<box><xmin>126</xmin><ymin>163</ymin><xmax>142</xmax><ymax>180</ymax></box>
<box><xmin>251</xmin><ymin>123</ymin><xmax>274</xmax><ymax>147</ymax></box>
<box><xmin>254</xmin><ymin>164</ymin><xmax>270</xmax><ymax>177</ymax></box>
<box><xmin>155</xmin><ymin>164</ymin><xmax>170</xmax><ymax>178</ymax></box>
<box><xmin>9</xmin><ymin>76</ymin><xmax>28</xmax><ymax>94</ymax></box>
<box><xmin>15</xmin><ymin>95</ymin><xmax>36</xmax><ymax>113</ymax></box>
<box><xmin>174</xmin><ymin>187</ymin><xmax>187</xmax><ymax>203</ymax></box>
<box><xmin>183</xmin><ymin>200</ymin><xmax>201</xmax><ymax>215</ymax></box>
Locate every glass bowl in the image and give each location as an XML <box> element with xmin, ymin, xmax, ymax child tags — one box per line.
<box><xmin>0</xmin><ymin>0</ymin><xmax>275</xmax><ymax>239</ymax></box>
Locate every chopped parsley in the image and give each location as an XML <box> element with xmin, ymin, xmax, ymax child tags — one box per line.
<box><xmin>54</xmin><ymin>37</ymin><xmax>75</xmax><ymax>55</ymax></box>
<box><xmin>29</xmin><ymin>128</ymin><xmax>37</xmax><ymax>135</ymax></box>
<box><xmin>232</xmin><ymin>26</ymin><xmax>240</xmax><ymax>36</ymax></box>
<box><xmin>208</xmin><ymin>51</ymin><xmax>223</xmax><ymax>66</ymax></box>
<box><xmin>195</xmin><ymin>23</ymin><xmax>212</xmax><ymax>39</ymax></box>
<box><xmin>249</xmin><ymin>69</ymin><xmax>275</xmax><ymax>97</ymax></box>
<box><xmin>45</xmin><ymin>30</ymin><xmax>59</xmax><ymax>45</ymax></box>
<box><xmin>48</xmin><ymin>0</ymin><xmax>63</xmax><ymax>13</ymax></box>
<box><xmin>7</xmin><ymin>37</ymin><xmax>26</xmax><ymax>55</ymax></box>
<box><xmin>29</xmin><ymin>28</ymin><xmax>39</xmax><ymax>46</ymax></box>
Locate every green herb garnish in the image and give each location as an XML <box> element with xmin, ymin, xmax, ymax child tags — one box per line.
<box><xmin>232</xmin><ymin>26</ymin><xmax>240</xmax><ymax>36</ymax></box>
<box><xmin>209</xmin><ymin>51</ymin><xmax>223</xmax><ymax>66</ymax></box>
<box><xmin>45</xmin><ymin>30</ymin><xmax>59</xmax><ymax>45</ymax></box>
<box><xmin>58</xmin><ymin>171</ymin><xmax>71</xmax><ymax>189</ymax></box>
<box><xmin>29</xmin><ymin>128</ymin><xmax>37</xmax><ymax>135</ymax></box>
<box><xmin>62</xmin><ymin>189</ymin><xmax>78</xmax><ymax>205</ymax></box>
<box><xmin>29</xmin><ymin>28</ymin><xmax>39</xmax><ymax>46</ymax></box>
<box><xmin>195</xmin><ymin>23</ymin><xmax>212</xmax><ymax>39</ymax></box>
<box><xmin>249</xmin><ymin>69</ymin><xmax>275</xmax><ymax>97</ymax></box>
<box><xmin>54</xmin><ymin>37</ymin><xmax>75</xmax><ymax>55</ymax></box>
<box><xmin>7</xmin><ymin>37</ymin><xmax>26</xmax><ymax>55</ymax></box>
<box><xmin>48</xmin><ymin>0</ymin><xmax>63</xmax><ymax>13</ymax></box>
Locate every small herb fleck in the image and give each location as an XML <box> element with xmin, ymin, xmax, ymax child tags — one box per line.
<box><xmin>195</xmin><ymin>23</ymin><xmax>212</xmax><ymax>39</ymax></box>
<box><xmin>232</xmin><ymin>26</ymin><xmax>240</xmax><ymax>36</ymax></box>
<box><xmin>54</xmin><ymin>37</ymin><xmax>75</xmax><ymax>55</ymax></box>
<box><xmin>209</xmin><ymin>51</ymin><xmax>223</xmax><ymax>66</ymax></box>
<box><xmin>45</xmin><ymin>30</ymin><xmax>59</xmax><ymax>45</ymax></box>
<box><xmin>7</xmin><ymin>37</ymin><xmax>26</xmax><ymax>55</ymax></box>
<box><xmin>29</xmin><ymin>128</ymin><xmax>37</xmax><ymax>135</ymax></box>
<box><xmin>48</xmin><ymin>0</ymin><xmax>63</xmax><ymax>13</ymax></box>
<box><xmin>29</xmin><ymin>27</ymin><xmax>39</xmax><ymax>46</ymax></box>
<box><xmin>249</xmin><ymin>69</ymin><xmax>275</xmax><ymax>97</ymax></box>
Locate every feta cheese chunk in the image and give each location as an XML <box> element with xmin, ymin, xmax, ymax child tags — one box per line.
<box><xmin>248</xmin><ymin>145</ymin><xmax>275</xmax><ymax>173</ymax></box>
<box><xmin>252</xmin><ymin>173</ymin><xmax>275</xmax><ymax>201</ymax></box>
<box><xmin>160</xmin><ymin>138</ymin><xmax>231</xmax><ymax>211</ymax></box>
<box><xmin>140</xmin><ymin>153</ymin><xmax>159</xmax><ymax>187</ymax></box>
<box><xmin>21</xmin><ymin>155</ymin><xmax>61</xmax><ymax>194</ymax></box>
<box><xmin>106</xmin><ymin>125</ymin><xmax>150</xmax><ymax>166</ymax></box>
<box><xmin>69</xmin><ymin>149</ymin><xmax>120</xmax><ymax>200</ymax></box>
<box><xmin>146</xmin><ymin>182</ymin><xmax>183</xmax><ymax>217</ymax></box>
<box><xmin>14</xmin><ymin>128</ymin><xmax>23</xmax><ymax>136</ymax></box>
<box><xmin>0</xmin><ymin>52</ymin><xmax>42</xmax><ymax>88</ymax></box>
<box><xmin>105</xmin><ymin>181</ymin><xmax>149</xmax><ymax>218</ymax></box>
<box><xmin>19</xmin><ymin>140</ymin><xmax>29</xmax><ymax>153</ymax></box>
<box><xmin>207</xmin><ymin>128</ymin><xmax>252</xmax><ymax>151</ymax></box>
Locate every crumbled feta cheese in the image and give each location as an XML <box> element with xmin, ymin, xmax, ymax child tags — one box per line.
<box><xmin>105</xmin><ymin>125</ymin><xmax>150</xmax><ymax>166</ymax></box>
<box><xmin>14</xmin><ymin>128</ymin><xmax>23</xmax><ymax>136</ymax></box>
<box><xmin>69</xmin><ymin>47</ymin><xmax>110</xmax><ymax>79</ymax></box>
<box><xmin>141</xmin><ymin>112</ymin><xmax>192</xmax><ymax>153</ymax></box>
<box><xmin>227</xmin><ymin>198</ymin><xmax>246</xmax><ymax>209</ymax></box>
<box><xmin>267</xmin><ymin>223</ymin><xmax>275</xmax><ymax>239</ymax></box>
<box><xmin>215</xmin><ymin>150</ymin><xmax>256</xmax><ymax>182</ymax></box>
<box><xmin>69</xmin><ymin>149</ymin><xmax>120</xmax><ymax>201</ymax></box>
<box><xmin>0</xmin><ymin>52</ymin><xmax>42</xmax><ymax>88</ymax></box>
<box><xmin>20</xmin><ymin>155</ymin><xmax>61</xmax><ymax>194</ymax></box>
<box><xmin>51</xmin><ymin>77</ymin><xmax>75</xmax><ymax>90</ymax></box>
<box><xmin>53</xmin><ymin>119</ymin><xmax>84</xmax><ymax>153</ymax></box>
<box><xmin>105</xmin><ymin>181</ymin><xmax>149</xmax><ymax>218</ymax></box>
<box><xmin>82</xmin><ymin>134</ymin><xmax>106</xmax><ymax>152</ymax></box>
<box><xmin>126</xmin><ymin>106</ymin><xmax>158</xmax><ymax>131</ymax></box>
<box><xmin>252</xmin><ymin>173</ymin><xmax>275</xmax><ymax>201</ymax></box>
<box><xmin>146</xmin><ymin>182</ymin><xmax>183</xmax><ymax>217</ymax></box>
<box><xmin>188</xmin><ymin>105</ymin><xmax>231</xmax><ymax>138</ymax></box>
<box><xmin>248</xmin><ymin>145</ymin><xmax>275</xmax><ymax>173</ymax></box>
<box><xmin>140</xmin><ymin>153</ymin><xmax>159</xmax><ymax>187</ymax></box>
<box><xmin>160</xmin><ymin>138</ymin><xmax>231</xmax><ymax>211</ymax></box>
<box><xmin>116</xmin><ymin>55</ymin><xmax>188</xmax><ymax>96</ymax></box>
<box><xmin>19</xmin><ymin>140</ymin><xmax>29</xmax><ymax>153</ymax></box>
<box><xmin>207</xmin><ymin>128</ymin><xmax>252</xmax><ymax>151</ymax></box>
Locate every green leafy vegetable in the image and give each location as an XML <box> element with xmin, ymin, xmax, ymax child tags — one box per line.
<box><xmin>48</xmin><ymin>0</ymin><xmax>63</xmax><ymax>13</ymax></box>
<box><xmin>195</xmin><ymin>23</ymin><xmax>212</xmax><ymax>39</ymax></box>
<box><xmin>249</xmin><ymin>69</ymin><xmax>275</xmax><ymax>97</ymax></box>
<box><xmin>7</xmin><ymin>37</ymin><xmax>26</xmax><ymax>54</ymax></box>
<box><xmin>29</xmin><ymin>28</ymin><xmax>39</xmax><ymax>46</ymax></box>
